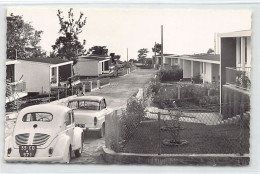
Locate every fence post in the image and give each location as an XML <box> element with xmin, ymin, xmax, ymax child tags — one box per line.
<box><xmin>57</xmin><ymin>88</ymin><xmax>60</xmax><ymax>100</ymax></box>
<box><xmin>97</xmin><ymin>80</ymin><xmax>101</xmax><ymax>89</ymax></box>
<box><xmin>82</xmin><ymin>84</ymin><xmax>86</xmax><ymax>95</ymax></box>
<box><xmin>114</xmin><ymin>110</ymin><xmax>119</xmax><ymax>152</ymax></box>
<box><xmin>158</xmin><ymin>112</ymin><xmax>161</xmax><ymax>155</ymax></box>
<box><xmin>178</xmin><ymin>86</ymin><xmax>181</xmax><ymax>99</ymax></box>
<box><xmin>89</xmin><ymin>81</ymin><xmax>93</xmax><ymax>91</ymax></box>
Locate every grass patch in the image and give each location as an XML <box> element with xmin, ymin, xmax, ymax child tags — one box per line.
<box><xmin>121</xmin><ymin>121</ymin><xmax>249</xmax><ymax>154</ymax></box>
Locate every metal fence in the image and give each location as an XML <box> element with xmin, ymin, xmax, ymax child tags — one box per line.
<box><xmin>105</xmin><ymin>102</ymin><xmax>250</xmax><ymax>155</ymax></box>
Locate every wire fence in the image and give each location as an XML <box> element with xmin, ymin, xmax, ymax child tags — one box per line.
<box><xmin>105</xmin><ymin>101</ymin><xmax>250</xmax><ymax>155</ymax></box>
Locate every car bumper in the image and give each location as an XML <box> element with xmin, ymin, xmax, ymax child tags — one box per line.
<box><xmin>4</xmin><ymin>155</ymin><xmax>63</xmax><ymax>163</ymax></box>
<box><xmin>85</xmin><ymin>127</ymin><xmax>101</xmax><ymax>131</ymax></box>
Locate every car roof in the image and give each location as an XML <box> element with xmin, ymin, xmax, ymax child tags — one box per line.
<box><xmin>68</xmin><ymin>96</ymin><xmax>104</xmax><ymax>102</ymax></box>
<box><xmin>18</xmin><ymin>104</ymin><xmax>71</xmax><ymax>121</ymax></box>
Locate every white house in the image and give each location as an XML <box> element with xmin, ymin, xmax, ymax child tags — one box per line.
<box><xmin>6</xmin><ymin>59</ymin><xmax>27</xmax><ymax>103</ymax></box>
<box><xmin>163</xmin><ymin>54</ymin><xmax>220</xmax><ymax>83</ymax></box>
<box><xmin>13</xmin><ymin>58</ymin><xmax>73</xmax><ymax>94</ymax></box>
<box><xmin>74</xmin><ymin>55</ymin><xmax>111</xmax><ymax>77</ymax></box>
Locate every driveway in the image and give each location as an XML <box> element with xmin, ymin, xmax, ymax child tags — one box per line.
<box><xmin>70</xmin><ymin>68</ymin><xmax>157</xmax><ymax>164</ymax></box>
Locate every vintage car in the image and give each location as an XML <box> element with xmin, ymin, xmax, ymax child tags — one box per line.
<box><xmin>5</xmin><ymin>104</ymin><xmax>84</xmax><ymax>163</ymax></box>
<box><xmin>67</xmin><ymin>96</ymin><xmax>113</xmax><ymax>138</ymax></box>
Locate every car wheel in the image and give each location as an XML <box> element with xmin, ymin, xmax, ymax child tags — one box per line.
<box><xmin>98</xmin><ymin>123</ymin><xmax>105</xmax><ymax>138</ymax></box>
<box><xmin>75</xmin><ymin>134</ymin><xmax>83</xmax><ymax>157</ymax></box>
<box><xmin>65</xmin><ymin>146</ymin><xmax>71</xmax><ymax>164</ymax></box>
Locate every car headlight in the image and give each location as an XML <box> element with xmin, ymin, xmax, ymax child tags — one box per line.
<box><xmin>94</xmin><ymin>117</ymin><xmax>97</xmax><ymax>126</ymax></box>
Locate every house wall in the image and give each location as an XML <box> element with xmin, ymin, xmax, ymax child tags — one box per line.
<box><xmin>15</xmin><ymin>61</ymin><xmax>50</xmax><ymax>94</ymax></box>
<box><xmin>183</xmin><ymin>60</ymin><xmax>191</xmax><ymax>79</ymax></box>
<box><xmin>204</xmin><ymin>63</ymin><xmax>212</xmax><ymax>83</ymax></box>
<box><xmin>74</xmin><ymin>59</ymin><xmax>99</xmax><ymax>76</ymax></box>
<box><xmin>192</xmin><ymin>61</ymin><xmax>200</xmax><ymax>78</ymax></box>
<box><xmin>212</xmin><ymin>64</ymin><xmax>220</xmax><ymax>83</ymax></box>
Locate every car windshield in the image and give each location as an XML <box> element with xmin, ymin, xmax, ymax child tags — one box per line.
<box><xmin>68</xmin><ymin>100</ymin><xmax>100</xmax><ymax>110</ymax></box>
<box><xmin>22</xmin><ymin>112</ymin><xmax>53</xmax><ymax>122</ymax></box>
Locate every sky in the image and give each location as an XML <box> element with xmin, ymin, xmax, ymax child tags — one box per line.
<box><xmin>7</xmin><ymin>7</ymin><xmax>251</xmax><ymax>61</ymax></box>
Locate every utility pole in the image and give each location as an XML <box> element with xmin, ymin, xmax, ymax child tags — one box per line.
<box><xmin>161</xmin><ymin>25</ymin><xmax>164</xmax><ymax>68</ymax></box>
<box><xmin>127</xmin><ymin>48</ymin><xmax>128</xmax><ymax>62</ymax></box>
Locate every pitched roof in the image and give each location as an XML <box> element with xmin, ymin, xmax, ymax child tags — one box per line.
<box><xmin>79</xmin><ymin>54</ymin><xmax>110</xmax><ymax>61</ymax></box>
<box><xmin>169</xmin><ymin>54</ymin><xmax>220</xmax><ymax>64</ymax></box>
<box><xmin>23</xmin><ymin>58</ymin><xmax>72</xmax><ymax>65</ymax></box>
<box><xmin>192</xmin><ymin>54</ymin><xmax>220</xmax><ymax>62</ymax></box>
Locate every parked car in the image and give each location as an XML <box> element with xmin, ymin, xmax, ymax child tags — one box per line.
<box><xmin>67</xmin><ymin>96</ymin><xmax>113</xmax><ymax>138</ymax></box>
<box><xmin>5</xmin><ymin>104</ymin><xmax>84</xmax><ymax>163</ymax></box>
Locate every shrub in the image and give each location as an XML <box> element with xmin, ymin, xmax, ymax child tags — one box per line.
<box><xmin>120</xmin><ymin>97</ymin><xmax>146</xmax><ymax>140</ymax></box>
<box><xmin>159</xmin><ymin>66</ymin><xmax>183</xmax><ymax>82</ymax></box>
<box><xmin>192</xmin><ymin>74</ymin><xmax>203</xmax><ymax>84</ymax></box>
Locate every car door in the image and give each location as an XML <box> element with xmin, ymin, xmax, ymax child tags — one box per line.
<box><xmin>65</xmin><ymin>111</ymin><xmax>74</xmax><ymax>145</ymax></box>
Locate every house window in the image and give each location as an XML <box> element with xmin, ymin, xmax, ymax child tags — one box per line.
<box><xmin>204</xmin><ymin>63</ymin><xmax>206</xmax><ymax>74</ymax></box>
<box><xmin>245</xmin><ymin>37</ymin><xmax>247</xmax><ymax>64</ymax></box>
<box><xmin>52</xmin><ymin>67</ymin><xmax>55</xmax><ymax>76</ymax></box>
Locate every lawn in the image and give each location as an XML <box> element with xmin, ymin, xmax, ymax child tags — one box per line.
<box><xmin>120</xmin><ymin>121</ymin><xmax>249</xmax><ymax>155</ymax></box>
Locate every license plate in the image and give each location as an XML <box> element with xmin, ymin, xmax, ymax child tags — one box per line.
<box><xmin>19</xmin><ymin>145</ymin><xmax>37</xmax><ymax>157</ymax></box>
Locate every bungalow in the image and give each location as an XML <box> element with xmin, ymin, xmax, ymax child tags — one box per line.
<box><xmin>13</xmin><ymin>58</ymin><xmax>73</xmax><ymax>94</ymax></box>
<box><xmin>73</xmin><ymin>54</ymin><xmax>111</xmax><ymax>77</ymax></box>
<box><xmin>161</xmin><ymin>54</ymin><xmax>220</xmax><ymax>83</ymax></box>
<box><xmin>6</xmin><ymin>59</ymin><xmax>27</xmax><ymax>103</ymax></box>
<box><xmin>218</xmin><ymin>30</ymin><xmax>251</xmax><ymax>118</ymax></box>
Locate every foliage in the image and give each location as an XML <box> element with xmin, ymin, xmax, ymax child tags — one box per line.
<box><xmin>192</xmin><ymin>74</ymin><xmax>203</xmax><ymax>84</ymax></box>
<box><xmin>88</xmin><ymin>46</ymin><xmax>108</xmax><ymax>55</ymax></box>
<box><xmin>7</xmin><ymin>14</ymin><xmax>46</xmax><ymax>59</ymax></box>
<box><xmin>153</xmin><ymin>83</ymin><xmax>220</xmax><ymax>109</ymax></box>
<box><xmin>120</xmin><ymin>97</ymin><xmax>146</xmax><ymax>140</ymax></box>
<box><xmin>52</xmin><ymin>8</ymin><xmax>87</xmax><ymax>63</ymax></box>
<box><xmin>137</xmin><ymin>48</ymin><xmax>149</xmax><ymax>63</ymax></box>
<box><xmin>199</xmin><ymin>96</ymin><xmax>220</xmax><ymax>106</ymax></box>
<box><xmin>207</xmin><ymin>48</ymin><xmax>214</xmax><ymax>54</ymax></box>
<box><xmin>152</xmin><ymin>43</ymin><xmax>161</xmax><ymax>55</ymax></box>
<box><xmin>235</xmin><ymin>71</ymin><xmax>251</xmax><ymax>89</ymax></box>
<box><xmin>159</xmin><ymin>66</ymin><xmax>183</xmax><ymax>82</ymax></box>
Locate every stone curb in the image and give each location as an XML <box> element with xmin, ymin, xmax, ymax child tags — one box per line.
<box><xmin>102</xmin><ymin>147</ymin><xmax>249</xmax><ymax>166</ymax></box>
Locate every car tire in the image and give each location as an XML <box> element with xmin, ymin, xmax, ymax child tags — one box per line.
<box><xmin>64</xmin><ymin>146</ymin><xmax>71</xmax><ymax>164</ymax></box>
<box><xmin>75</xmin><ymin>134</ymin><xmax>84</xmax><ymax>157</ymax></box>
<box><xmin>98</xmin><ymin>123</ymin><xmax>105</xmax><ymax>138</ymax></box>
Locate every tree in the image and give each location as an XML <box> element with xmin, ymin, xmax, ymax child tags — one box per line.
<box><xmin>137</xmin><ymin>48</ymin><xmax>149</xmax><ymax>63</ymax></box>
<box><xmin>207</xmin><ymin>48</ymin><xmax>214</xmax><ymax>54</ymax></box>
<box><xmin>52</xmin><ymin>8</ymin><xmax>87</xmax><ymax>64</ymax></box>
<box><xmin>114</xmin><ymin>55</ymin><xmax>121</xmax><ymax>61</ymax></box>
<box><xmin>7</xmin><ymin>14</ymin><xmax>46</xmax><ymax>59</ymax></box>
<box><xmin>152</xmin><ymin>43</ymin><xmax>161</xmax><ymax>55</ymax></box>
<box><xmin>88</xmin><ymin>46</ymin><xmax>108</xmax><ymax>55</ymax></box>
<box><xmin>110</xmin><ymin>53</ymin><xmax>115</xmax><ymax>63</ymax></box>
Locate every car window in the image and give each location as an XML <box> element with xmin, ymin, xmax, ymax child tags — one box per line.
<box><xmin>68</xmin><ymin>100</ymin><xmax>100</xmax><ymax>110</ymax></box>
<box><xmin>100</xmin><ymin>99</ymin><xmax>106</xmax><ymax>109</ymax></box>
<box><xmin>22</xmin><ymin>112</ymin><xmax>53</xmax><ymax>122</ymax></box>
<box><xmin>65</xmin><ymin>112</ymin><xmax>71</xmax><ymax>126</ymax></box>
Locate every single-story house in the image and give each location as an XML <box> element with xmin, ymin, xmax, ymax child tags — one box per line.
<box><xmin>6</xmin><ymin>59</ymin><xmax>27</xmax><ymax>103</ymax></box>
<box><xmin>162</xmin><ymin>54</ymin><xmax>220</xmax><ymax>83</ymax></box>
<box><xmin>73</xmin><ymin>54</ymin><xmax>111</xmax><ymax>77</ymax></box>
<box><xmin>13</xmin><ymin>58</ymin><xmax>73</xmax><ymax>94</ymax></box>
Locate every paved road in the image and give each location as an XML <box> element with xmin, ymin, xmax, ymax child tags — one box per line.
<box><xmin>70</xmin><ymin>68</ymin><xmax>157</xmax><ymax>164</ymax></box>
